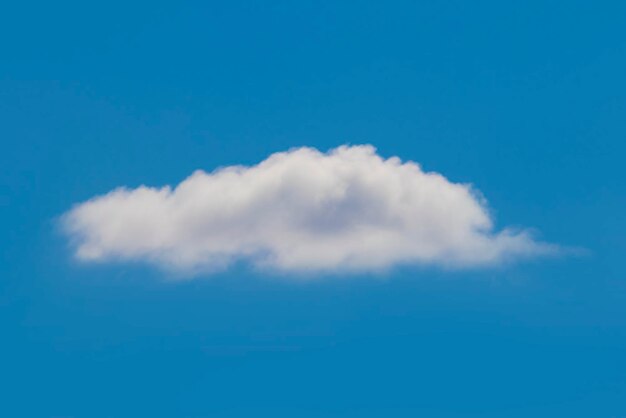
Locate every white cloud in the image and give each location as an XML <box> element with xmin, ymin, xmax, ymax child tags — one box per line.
<box><xmin>62</xmin><ymin>145</ymin><xmax>556</xmax><ymax>275</ymax></box>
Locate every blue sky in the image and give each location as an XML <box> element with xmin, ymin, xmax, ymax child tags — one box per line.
<box><xmin>2</xmin><ymin>1</ymin><xmax>626</xmax><ymax>416</ymax></box>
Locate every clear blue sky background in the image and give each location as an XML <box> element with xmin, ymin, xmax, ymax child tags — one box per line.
<box><xmin>2</xmin><ymin>1</ymin><xmax>626</xmax><ymax>416</ymax></box>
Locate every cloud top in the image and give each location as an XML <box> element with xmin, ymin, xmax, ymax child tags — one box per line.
<box><xmin>62</xmin><ymin>145</ymin><xmax>555</xmax><ymax>275</ymax></box>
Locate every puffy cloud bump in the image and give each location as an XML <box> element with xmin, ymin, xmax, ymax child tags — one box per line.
<box><xmin>62</xmin><ymin>145</ymin><xmax>555</xmax><ymax>275</ymax></box>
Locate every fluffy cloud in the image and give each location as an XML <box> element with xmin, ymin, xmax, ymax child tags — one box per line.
<box><xmin>62</xmin><ymin>145</ymin><xmax>556</xmax><ymax>275</ymax></box>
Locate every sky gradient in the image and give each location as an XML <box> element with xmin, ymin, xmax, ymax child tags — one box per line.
<box><xmin>2</xmin><ymin>1</ymin><xmax>626</xmax><ymax>416</ymax></box>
